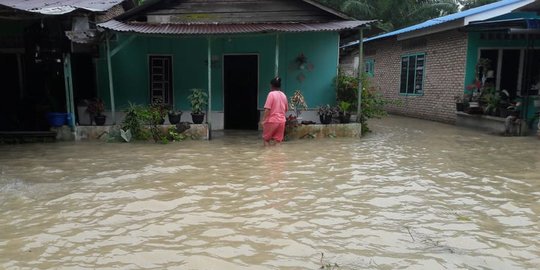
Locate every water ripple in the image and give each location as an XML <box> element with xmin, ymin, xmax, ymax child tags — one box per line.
<box><xmin>1</xmin><ymin>116</ymin><xmax>539</xmax><ymax>269</ymax></box>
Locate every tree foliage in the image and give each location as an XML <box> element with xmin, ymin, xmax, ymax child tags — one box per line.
<box><xmin>336</xmin><ymin>70</ymin><xmax>390</xmax><ymax>134</ymax></box>
<box><xmin>458</xmin><ymin>0</ymin><xmax>498</xmax><ymax>11</ymax></box>
<box><xmin>315</xmin><ymin>0</ymin><xmax>497</xmax><ymax>32</ymax></box>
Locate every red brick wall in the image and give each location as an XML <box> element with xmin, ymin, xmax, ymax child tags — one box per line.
<box><xmin>363</xmin><ymin>30</ymin><xmax>468</xmax><ymax>124</ymax></box>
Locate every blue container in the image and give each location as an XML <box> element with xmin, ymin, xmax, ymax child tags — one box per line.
<box><xmin>47</xmin><ymin>112</ymin><xmax>66</xmax><ymax>127</ymax></box>
<box><xmin>66</xmin><ymin>113</ymin><xmax>74</xmax><ymax>127</ymax></box>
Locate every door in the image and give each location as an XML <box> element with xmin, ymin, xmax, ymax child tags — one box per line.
<box><xmin>224</xmin><ymin>55</ymin><xmax>259</xmax><ymax>130</ymax></box>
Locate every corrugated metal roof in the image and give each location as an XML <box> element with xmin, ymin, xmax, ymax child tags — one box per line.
<box><xmin>98</xmin><ymin>20</ymin><xmax>371</xmax><ymax>35</ymax></box>
<box><xmin>0</xmin><ymin>0</ymin><xmax>125</xmax><ymax>15</ymax></box>
<box><xmin>341</xmin><ymin>0</ymin><xmax>533</xmax><ymax>46</ymax></box>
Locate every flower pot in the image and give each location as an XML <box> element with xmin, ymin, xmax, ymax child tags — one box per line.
<box><xmin>191</xmin><ymin>113</ymin><xmax>205</xmax><ymax>124</ymax></box>
<box><xmin>168</xmin><ymin>112</ymin><xmax>181</xmax><ymax>124</ymax></box>
<box><xmin>339</xmin><ymin>112</ymin><xmax>351</xmax><ymax>123</ymax></box>
<box><xmin>456</xmin><ymin>102</ymin><xmax>464</xmax><ymax>112</ymax></box>
<box><xmin>319</xmin><ymin>114</ymin><xmax>332</xmax><ymax>124</ymax></box>
<box><xmin>47</xmin><ymin>112</ymin><xmax>66</xmax><ymax>127</ymax></box>
<box><xmin>94</xmin><ymin>115</ymin><xmax>106</xmax><ymax>126</ymax></box>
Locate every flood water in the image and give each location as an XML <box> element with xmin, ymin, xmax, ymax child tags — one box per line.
<box><xmin>0</xmin><ymin>116</ymin><xmax>539</xmax><ymax>269</ymax></box>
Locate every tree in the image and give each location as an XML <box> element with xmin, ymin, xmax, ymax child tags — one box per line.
<box><xmin>458</xmin><ymin>0</ymin><xmax>498</xmax><ymax>10</ymax></box>
<box><xmin>316</xmin><ymin>0</ymin><xmax>459</xmax><ymax>32</ymax></box>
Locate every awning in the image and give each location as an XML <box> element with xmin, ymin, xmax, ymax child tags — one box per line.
<box><xmin>97</xmin><ymin>20</ymin><xmax>372</xmax><ymax>35</ymax></box>
<box><xmin>465</xmin><ymin>18</ymin><xmax>540</xmax><ymax>33</ymax></box>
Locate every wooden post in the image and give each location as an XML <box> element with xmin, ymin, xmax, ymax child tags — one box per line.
<box><xmin>63</xmin><ymin>53</ymin><xmax>76</xmax><ymax>128</ymax></box>
<box><xmin>275</xmin><ymin>34</ymin><xmax>280</xmax><ymax>76</ymax></box>
<box><xmin>357</xmin><ymin>28</ymin><xmax>364</xmax><ymax>123</ymax></box>
<box><xmin>106</xmin><ymin>33</ymin><xmax>116</xmax><ymax>124</ymax></box>
<box><xmin>207</xmin><ymin>37</ymin><xmax>212</xmax><ymax>139</ymax></box>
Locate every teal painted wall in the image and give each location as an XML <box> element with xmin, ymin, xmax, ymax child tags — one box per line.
<box><xmin>465</xmin><ymin>31</ymin><xmax>540</xmax><ymax>121</ymax></box>
<box><xmin>97</xmin><ymin>32</ymin><xmax>339</xmax><ymax>111</ymax></box>
<box><xmin>464</xmin><ymin>32</ymin><xmax>537</xmax><ymax>89</ymax></box>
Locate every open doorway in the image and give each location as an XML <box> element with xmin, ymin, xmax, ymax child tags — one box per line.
<box><xmin>223</xmin><ymin>54</ymin><xmax>259</xmax><ymax>130</ymax></box>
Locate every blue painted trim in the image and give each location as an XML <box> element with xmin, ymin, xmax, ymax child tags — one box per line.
<box><xmin>399</xmin><ymin>52</ymin><xmax>425</xmax><ymax>95</ymax></box>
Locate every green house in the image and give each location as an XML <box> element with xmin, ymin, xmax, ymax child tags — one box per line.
<box><xmin>96</xmin><ymin>0</ymin><xmax>369</xmax><ymax>130</ymax></box>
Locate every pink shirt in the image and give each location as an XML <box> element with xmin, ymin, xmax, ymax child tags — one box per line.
<box><xmin>264</xmin><ymin>90</ymin><xmax>288</xmax><ymax>123</ymax></box>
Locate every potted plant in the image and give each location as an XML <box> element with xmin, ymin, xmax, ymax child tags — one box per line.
<box><xmin>290</xmin><ymin>90</ymin><xmax>308</xmax><ymax>118</ymax></box>
<box><xmin>86</xmin><ymin>97</ymin><xmax>106</xmax><ymax>126</ymax></box>
<box><xmin>454</xmin><ymin>94</ymin><xmax>465</xmax><ymax>112</ymax></box>
<box><xmin>337</xmin><ymin>101</ymin><xmax>352</xmax><ymax>123</ymax></box>
<box><xmin>168</xmin><ymin>108</ymin><xmax>182</xmax><ymax>125</ymax></box>
<box><xmin>317</xmin><ymin>104</ymin><xmax>335</xmax><ymax>124</ymax></box>
<box><xmin>481</xmin><ymin>86</ymin><xmax>500</xmax><ymax>116</ymax></box>
<box><xmin>149</xmin><ymin>99</ymin><xmax>168</xmax><ymax>125</ymax></box>
<box><xmin>187</xmin><ymin>88</ymin><xmax>208</xmax><ymax>124</ymax></box>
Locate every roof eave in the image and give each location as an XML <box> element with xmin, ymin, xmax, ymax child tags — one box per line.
<box><xmin>364</xmin><ymin>0</ymin><xmax>537</xmax><ymax>42</ymax></box>
<box><xmin>396</xmin><ymin>19</ymin><xmax>465</xmax><ymax>41</ymax></box>
<box><xmin>97</xmin><ymin>20</ymin><xmax>371</xmax><ymax>35</ymax></box>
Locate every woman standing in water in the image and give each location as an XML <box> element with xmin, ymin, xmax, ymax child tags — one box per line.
<box><xmin>261</xmin><ymin>76</ymin><xmax>288</xmax><ymax>146</ymax></box>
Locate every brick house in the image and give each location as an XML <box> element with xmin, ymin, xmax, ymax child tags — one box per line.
<box><xmin>341</xmin><ymin>0</ymin><xmax>540</xmax><ymax>127</ymax></box>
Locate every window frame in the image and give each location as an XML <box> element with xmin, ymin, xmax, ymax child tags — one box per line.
<box><xmin>365</xmin><ymin>59</ymin><xmax>374</xmax><ymax>77</ymax></box>
<box><xmin>399</xmin><ymin>53</ymin><xmax>425</xmax><ymax>96</ymax></box>
<box><xmin>148</xmin><ymin>54</ymin><xmax>174</xmax><ymax>106</ymax></box>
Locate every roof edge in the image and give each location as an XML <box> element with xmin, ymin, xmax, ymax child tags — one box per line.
<box><xmin>362</xmin><ymin>0</ymin><xmax>535</xmax><ymax>43</ymax></box>
<box><xmin>97</xmin><ymin>19</ymin><xmax>371</xmax><ymax>35</ymax></box>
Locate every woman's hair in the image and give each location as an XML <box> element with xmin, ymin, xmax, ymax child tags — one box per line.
<box><xmin>270</xmin><ymin>76</ymin><xmax>281</xmax><ymax>88</ymax></box>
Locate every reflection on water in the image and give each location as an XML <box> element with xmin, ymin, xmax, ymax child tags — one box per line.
<box><xmin>1</xmin><ymin>116</ymin><xmax>539</xmax><ymax>269</ymax></box>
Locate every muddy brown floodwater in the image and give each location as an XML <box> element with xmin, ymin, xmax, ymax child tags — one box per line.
<box><xmin>1</xmin><ymin>116</ymin><xmax>539</xmax><ymax>269</ymax></box>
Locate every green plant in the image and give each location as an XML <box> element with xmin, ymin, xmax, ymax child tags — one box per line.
<box><xmin>481</xmin><ymin>86</ymin><xmax>500</xmax><ymax>115</ymax></box>
<box><xmin>187</xmin><ymin>88</ymin><xmax>208</xmax><ymax>114</ymax></box>
<box><xmin>336</xmin><ymin>71</ymin><xmax>391</xmax><ymax>134</ymax></box>
<box><xmin>359</xmin><ymin>74</ymin><xmax>391</xmax><ymax>134</ymax></box>
<box><xmin>338</xmin><ymin>101</ymin><xmax>352</xmax><ymax>113</ymax></box>
<box><xmin>167</xmin><ymin>126</ymin><xmax>187</xmax><ymax>142</ymax></box>
<box><xmin>336</xmin><ymin>70</ymin><xmax>359</xmax><ymax>109</ymax></box>
<box><xmin>122</xmin><ymin>102</ymin><xmax>151</xmax><ymax>140</ymax></box>
<box><xmin>168</xmin><ymin>108</ymin><xmax>182</xmax><ymax>116</ymax></box>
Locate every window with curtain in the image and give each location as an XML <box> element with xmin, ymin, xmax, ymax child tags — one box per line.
<box><xmin>400</xmin><ymin>53</ymin><xmax>425</xmax><ymax>95</ymax></box>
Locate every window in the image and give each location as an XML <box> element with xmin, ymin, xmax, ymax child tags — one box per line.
<box><xmin>365</xmin><ymin>59</ymin><xmax>374</xmax><ymax>77</ymax></box>
<box><xmin>149</xmin><ymin>55</ymin><xmax>173</xmax><ymax>105</ymax></box>
<box><xmin>400</xmin><ymin>53</ymin><xmax>425</xmax><ymax>95</ymax></box>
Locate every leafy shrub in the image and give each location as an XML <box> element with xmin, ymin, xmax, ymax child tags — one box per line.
<box><xmin>336</xmin><ymin>71</ymin><xmax>390</xmax><ymax>134</ymax></box>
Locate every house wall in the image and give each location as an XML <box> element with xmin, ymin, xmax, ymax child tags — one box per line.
<box><xmin>96</xmin><ymin>31</ymin><xmax>339</xmax><ymax>128</ymax></box>
<box><xmin>364</xmin><ymin>29</ymin><xmax>468</xmax><ymax>123</ymax></box>
<box><xmin>339</xmin><ymin>47</ymin><xmax>359</xmax><ymax>77</ymax></box>
<box><xmin>146</xmin><ymin>0</ymin><xmax>338</xmax><ymax>24</ymax></box>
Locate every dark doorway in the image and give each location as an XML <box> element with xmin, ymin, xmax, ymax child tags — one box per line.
<box><xmin>224</xmin><ymin>55</ymin><xmax>259</xmax><ymax>130</ymax></box>
<box><xmin>72</xmin><ymin>54</ymin><xmax>97</xmax><ymax>124</ymax></box>
<box><xmin>0</xmin><ymin>53</ymin><xmax>22</xmax><ymax>131</ymax></box>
